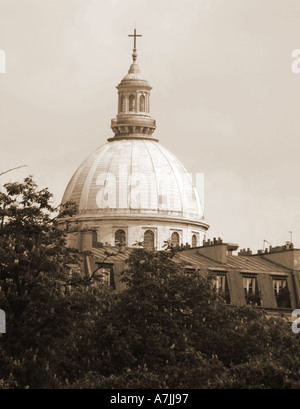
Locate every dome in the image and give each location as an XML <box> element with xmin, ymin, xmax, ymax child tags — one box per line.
<box><xmin>62</xmin><ymin>138</ymin><xmax>204</xmax><ymax>223</ymax></box>
<box><xmin>121</xmin><ymin>63</ymin><xmax>145</xmax><ymax>81</ymax></box>
<box><xmin>59</xmin><ymin>29</ymin><xmax>208</xmax><ymax>250</ymax></box>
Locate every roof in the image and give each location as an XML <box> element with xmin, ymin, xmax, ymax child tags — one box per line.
<box><xmin>119</xmin><ymin>62</ymin><xmax>149</xmax><ymax>84</ymax></box>
<box><xmin>61</xmin><ymin>139</ymin><xmax>204</xmax><ymax>222</ymax></box>
<box><xmin>91</xmin><ymin>247</ymin><xmax>131</xmax><ymax>263</ymax></box>
<box><xmin>174</xmin><ymin>250</ymin><xmax>289</xmax><ymax>273</ymax></box>
<box><xmin>90</xmin><ymin>246</ymin><xmax>289</xmax><ymax>275</ymax></box>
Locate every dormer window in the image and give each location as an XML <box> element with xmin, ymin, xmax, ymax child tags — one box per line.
<box><xmin>243</xmin><ymin>276</ymin><xmax>261</xmax><ymax>306</ymax></box>
<box><xmin>129</xmin><ymin>94</ymin><xmax>135</xmax><ymax>111</ymax></box>
<box><xmin>212</xmin><ymin>273</ymin><xmax>231</xmax><ymax>304</ymax></box>
<box><xmin>273</xmin><ymin>278</ymin><xmax>291</xmax><ymax>308</ymax></box>
<box><xmin>139</xmin><ymin>94</ymin><xmax>145</xmax><ymax>112</ymax></box>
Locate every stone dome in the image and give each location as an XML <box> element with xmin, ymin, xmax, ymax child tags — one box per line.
<box><xmin>62</xmin><ymin>138</ymin><xmax>204</xmax><ymax>223</ymax></box>
<box><xmin>59</xmin><ymin>30</ymin><xmax>208</xmax><ymax>250</ymax></box>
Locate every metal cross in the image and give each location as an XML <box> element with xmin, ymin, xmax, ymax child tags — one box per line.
<box><xmin>128</xmin><ymin>28</ymin><xmax>142</xmax><ymax>50</ymax></box>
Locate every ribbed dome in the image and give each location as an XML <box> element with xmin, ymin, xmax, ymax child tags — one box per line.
<box><xmin>121</xmin><ymin>62</ymin><xmax>145</xmax><ymax>81</ymax></box>
<box><xmin>62</xmin><ymin>139</ymin><xmax>204</xmax><ymax>222</ymax></box>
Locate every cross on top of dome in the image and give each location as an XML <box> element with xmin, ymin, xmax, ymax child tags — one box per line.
<box><xmin>128</xmin><ymin>28</ymin><xmax>142</xmax><ymax>62</ymax></box>
<box><xmin>128</xmin><ymin>28</ymin><xmax>142</xmax><ymax>51</ymax></box>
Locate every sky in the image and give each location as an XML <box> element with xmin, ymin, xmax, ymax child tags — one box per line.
<box><xmin>1</xmin><ymin>0</ymin><xmax>300</xmax><ymax>253</ymax></box>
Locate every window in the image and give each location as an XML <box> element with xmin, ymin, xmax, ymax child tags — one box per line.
<box><xmin>115</xmin><ymin>229</ymin><xmax>126</xmax><ymax>245</ymax></box>
<box><xmin>171</xmin><ymin>232</ymin><xmax>180</xmax><ymax>247</ymax></box>
<box><xmin>139</xmin><ymin>95</ymin><xmax>145</xmax><ymax>112</ymax></box>
<box><xmin>98</xmin><ymin>268</ymin><xmax>110</xmax><ymax>286</ymax></box>
<box><xmin>243</xmin><ymin>276</ymin><xmax>261</xmax><ymax>306</ymax></box>
<box><xmin>129</xmin><ymin>94</ymin><xmax>135</xmax><ymax>111</ymax></box>
<box><xmin>120</xmin><ymin>95</ymin><xmax>125</xmax><ymax>112</ymax></box>
<box><xmin>212</xmin><ymin>274</ymin><xmax>231</xmax><ymax>304</ymax></box>
<box><xmin>214</xmin><ymin>275</ymin><xmax>226</xmax><ymax>292</ymax></box>
<box><xmin>144</xmin><ymin>230</ymin><xmax>154</xmax><ymax>250</ymax></box>
<box><xmin>243</xmin><ymin>277</ymin><xmax>256</xmax><ymax>294</ymax></box>
<box><xmin>273</xmin><ymin>278</ymin><xmax>291</xmax><ymax>308</ymax></box>
<box><xmin>94</xmin><ymin>265</ymin><xmax>115</xmax><ymax>289</ymax></box>
<box><xmin>92</xmin><ymin>230</ymin><xmax>98</xmax><ymax>247</ymax></box>
<box><xmin>192</xmin><ymin>234</ymin><xmax>197</xmax><ymax>247</ymax></box>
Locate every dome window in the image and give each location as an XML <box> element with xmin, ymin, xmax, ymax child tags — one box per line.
<box><xmin>144</xmin><ymin>230</ymin><xmax>154</xmax><ymax>250</ymax></box>
<box><xmin>115</xmin><ymin>229</ymin><xmax>126</xmax><ymax>245</ymax></box>
<box><xmin>192</xmin><ymin>234</ymin><xmax>197</xmax><ymax>247</ymax></box>
<box><xmin>139</xmin><ymin>95</ymin><xmax>145</xmax><ymax>112</ymax></box>
<box><xmin>120</xmin><ymin>95</ymin><xmax>125</xmax><ymax>112</ymax></box>
<box><xmin>129</xmin><ymin>94</ymin><xmax>135</xmax><ymax>111</ymax></box>
<box><xmin>171</xmin><ymin>232</ymin><xmax>180</xmax><ymax>247</ymax></box>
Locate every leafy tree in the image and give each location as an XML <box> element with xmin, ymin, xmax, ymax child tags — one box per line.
<box><xmin>0</xmin><ymin>176</ymin><xmax>93</xmax><ymax>387</ymax></box>
<box><xmin>72</xmin><ymin>248</ymin><xmax>300</xmax><ymax>389</ymax></box>
<box><xmin>1</xmin><ymin>177</ymin><xmax>300</xmax><ymax>389</ymax></box>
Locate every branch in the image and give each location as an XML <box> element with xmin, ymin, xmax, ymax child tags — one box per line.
<box><xmin>0</xmin><ymin>165</ymin><xmax>28</xmax><ymax>177</ymax></box>
<box><xmin>61</xmin><ymin>252</ymin><xmax>117</xmax><ymax>287</ymax></box>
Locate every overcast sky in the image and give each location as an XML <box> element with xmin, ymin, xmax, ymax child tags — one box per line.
<box><xmin>1</xmin><ymin>0</ymin><xmax>300</xmax><ymax>252</ymax></box>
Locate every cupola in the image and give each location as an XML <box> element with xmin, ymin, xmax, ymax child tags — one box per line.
<box><xmin>109</xmin><ymin>29</ymin><xmax>157</xmax><ymax>141</ymax></box>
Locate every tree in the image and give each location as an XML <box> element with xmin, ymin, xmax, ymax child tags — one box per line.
<box><xmin>0</xmin><ymin>176</ymin><xmax>119</xmax><ymax>388</ymax></box>
<box><xmin>70</xmin><ymin>248</ymin><xmax>300</xmax><ymax>389</ymax></box>
<box><xmin>0</xmin><ymin>176</ymin><xmax>90</xmax><ymax>387</ymax></box>
<box><xmin>0</xmin><ymin>176</ymin><xmax>74</xmax><ymax>320</ymax></box>
<box><xmin>1</xmin><ymin>178</ymin><xmax>300</xmax><ymax>389</ymax></box>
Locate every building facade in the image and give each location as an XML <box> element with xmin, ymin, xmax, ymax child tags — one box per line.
<box><xmin>79</xmin><ymin>239</ymin><xmax>300</xmax><ymax>318</ymax></box>
<box><xmin>176</xmin><ymin>239</ymin><xmax>300</xmax><ymax>316</ymax></box>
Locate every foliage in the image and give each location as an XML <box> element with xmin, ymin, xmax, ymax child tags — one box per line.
<box><xmin>0</xmin><ymin>176</ymin><xmax>87</xmax><ymax>387</ymax></box>
<box><xmin>1</xmin><ymin>177</ymin><xmax>300</xmax><ymax>388</ymax></box>
<box><xmin>75</xmin><ymin>249</ymin><xmax>300</xmax><ymax>389</ymax></box>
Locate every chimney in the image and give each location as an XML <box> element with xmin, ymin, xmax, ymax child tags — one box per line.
<box><xmin>197</xmin><ymin>237</ymin><xmax>228</xmax><ymax>263</ymax></box>
<box><xmin>259</xmin><ymin>243</ymin><xmax>300</xmax><ymax>270</ymax></box>
<box><xmin>238</xmin><ymin>248</ymin><xmax>252</xmax><ymax>256</ymax></box>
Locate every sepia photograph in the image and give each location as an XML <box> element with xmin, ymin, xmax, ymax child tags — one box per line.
<box><xmin>1</xmin><ymin>0</ymin><xmax>300</xmax><ymax>396</ymax></box>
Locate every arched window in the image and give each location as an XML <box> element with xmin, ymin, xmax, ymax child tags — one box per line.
<box><xmin>144</xmin><ymin>230</ymin><xmax>155</xmax><ymax>250</ymax></box>
<box><xmin>120</xmin><ymin>95</ymin><xmax>125</xmax><ymax>112</ymax></box>
<box><xmin>171</xmin><ymin>232</ymin><xmax>180</xmax><ymax>247</ymax></box>
<box><xmin>129</xmin><ymin>94</ymin><xmax>135</xmax><ymax>111</ymax></box>
<box><xmin>139</xmin><ymin>94</ymin><xmax>145</xmax><ymax>112</ymax></box>
<box><xmin>192</xmin><ymin>234</ymin><xmax>197</xmax><ymax>248</ymax></box>
<box><xmin>115</xmin><ymin>229</ymin><xmax>126</xmax><ymax>245</ymax></box>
